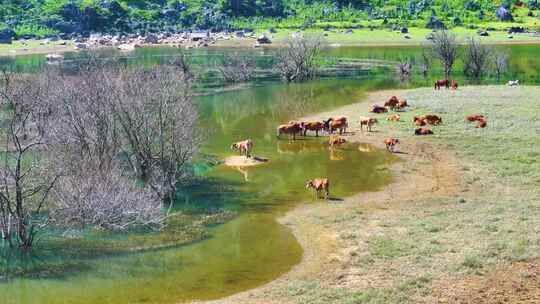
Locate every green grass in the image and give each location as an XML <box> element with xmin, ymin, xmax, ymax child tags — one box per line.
<box><xmin>257</xmin><ymin>27</ymin><xmax>540</xmax><ymax>47</ymax></box>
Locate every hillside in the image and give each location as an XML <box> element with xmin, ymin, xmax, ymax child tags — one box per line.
<box><xmin>1</xmin><ymin>0</ymin><xmax>540</xmax><ymax>39</ymax></box>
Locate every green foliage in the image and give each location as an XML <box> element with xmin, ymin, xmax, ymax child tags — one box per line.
<box><xmin>1</xmin><ymin>0</ymin><xmax>538</xmax><ymax>36</ymax></box>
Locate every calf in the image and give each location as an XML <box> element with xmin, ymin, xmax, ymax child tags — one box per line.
<box><xmin>414</xmin><ymin>128</ymin><xmax>434</xmax><ymax>136</ymax></box>
<box><xmin>359</xmin><ymin>117</ymin><xmax>378</xmax><ymax>132</ymax></box>
<box><xmin>383</xmin><ymin>138</ymin><xmax>400</xmax><ymax>152</ymax></box>
<box><xmin>451</xmin><ymin>80</ymin><xmax>458</xmax><ymax>90</ymax></box>
<box><xmin>305</xmin><ymin>178</ymin><xmax>330</xmax><ymax>199</ymax></box>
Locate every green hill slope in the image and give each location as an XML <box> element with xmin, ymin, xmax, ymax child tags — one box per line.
<box><xmin>1</xmin><ymin>0</ymin><xmax>539</xmax><ymax>38</ymax></box>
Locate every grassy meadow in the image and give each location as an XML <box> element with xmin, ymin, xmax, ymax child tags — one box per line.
<box><xmin>262</xmin><ymin>86</ymin><xmax>540</xmax><ymax>303</ymax></box>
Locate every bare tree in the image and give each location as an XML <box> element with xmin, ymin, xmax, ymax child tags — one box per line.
<box><xmin>0</xmin><ymin>71</ymin><xmax>58</xmax><ymax>251</ymax></box>
<box><xmin>419</xmin><ymin>48</ymin><xmax>432</xmax><ymax>78</ymax></box>
<box><xmin>275</xmin><ymin>34</ymin><xmax>324</xmax><ymax>82</ymax></box>
<box><xmin>217</xmin><ymin>53</ymin><xmax>255</xmax><ymax>83</ymax></box>
<box><xmin>111</xmin><ymin>63</ymin><xmax>200</xmax><ymax>205</ymax></box>
<box><xmin>430</xmin><ymin>30</ymin><xmax>459</xmax><ymax>79</ymax></box>
<box><xmin>492</xmin><ymin>51</ymin><xmax>509</xmax><ymax>81</ymax></box>
<box><xmin>48</xmin><ymin>60</ymin><xmax>200</xmax><ymax>225</ymax></box>
<box><xmin>396</xmin><ymin>59</ymin><xmax>412</xmax><ymax>81</ymax></box>
<box><xmin>463</xmin><ymin>37</ymin><xmax>492</xmax><ymax>80</ymax></box>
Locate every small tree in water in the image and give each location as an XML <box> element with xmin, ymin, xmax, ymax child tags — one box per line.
<box><xmin>492</xmin><ymin>51</ymin><xmax>509</xmax><ymax>81</ymax></box>
<box><xmin>463</xmin><ymin>37</ymin><xmax>492</xmax><ymax>80</ymax></box>
<box><xmin>430</xmin><ymin>30</ymin><xmax>459</xmax><ymax>79</ymax></box>
<box><xmin>275</xmin><ymin>34</ymin><xmax>324</xmax><ymax>82</ymax></box>
<box><xmin>0</xmin><ymin>71</ymin><xmax>59</xmax><ymax>251</ymax></box>
<box><xmin>217</xmin><ymin>53</ymin><xmax>255</xmax><ymax>83</ymax></box>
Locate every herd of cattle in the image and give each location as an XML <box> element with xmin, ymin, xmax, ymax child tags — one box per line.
<box><xmin>230</xmin><ymin>80</ymin><xmax>489</xmax><ymax>199</ymax></box>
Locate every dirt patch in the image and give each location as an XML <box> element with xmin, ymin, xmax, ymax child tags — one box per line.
<box><xmin>431</xmin><ymin>260</ymin><xmax>540</xmax><ymax>304</ymax></box>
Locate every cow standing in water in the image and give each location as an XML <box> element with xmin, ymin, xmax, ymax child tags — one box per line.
<box><xmin>306</xmin><ymin>178</ymin><xmax>330</xmax><ymax>199</ymax></box>
<box><xmin>301</xmin><ymin>121</ymin><xmax>325</xmax><ymax>137</ymax></box>
<box><xmin>231</xmin><ymin>139</ymin><xmax>253</xmax><ymax>158</ymax></box>
<box><xmin>324</xmin><ymin>117</ymin><xmax>348</xmax><ymax>135</ymax></box>
<box><xmin>277</xmin><ymin>122</ymin><xmax>302</xmax><ymax>140</ymax></box>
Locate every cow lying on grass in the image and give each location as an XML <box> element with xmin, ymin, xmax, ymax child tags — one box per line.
<box><xmin>414</xmin><ymin>115</ymin><xmax>442</xmax><ymax>126</ymax></box>
<box><xmin>387</xmin><ymin>114</ymin><xmax>401</xmax><ymax>122</ymax></box>
<box><xmin>306</xmin><ymin>178</ymin><xmax>330</xmax><ymax>199</ymax></box>
<box><xmin>466</xmin><ymin>114</ymin><xmax>487</xmax><ymax>128</ymax></box>
<box><xmin>415</xmin><ymin>128</ymin><xmax>434</xmax><ymax>136</ymax></box>
<box><xmin>371</xmin><ymin>104</ymin><xmax>388</xmax><ymax>114</ymax></box>
<box><xmin>231</xmin><ymin>139</ymin><xmax>253</xmax><ymax>158</ymax></box>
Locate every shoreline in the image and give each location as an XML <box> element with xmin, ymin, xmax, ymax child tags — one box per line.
<box><xmin>3</xmin><ymin>28</ymin><xmax>540</xmax><ymax>57</ymax></box>
<box><xmin>196</xmin><ymin>89</ymin><xmax>463</xmax><ymax>303</ymax></box>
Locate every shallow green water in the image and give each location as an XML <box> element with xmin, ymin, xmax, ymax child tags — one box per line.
<box><xmin>1</xmin><ymin>44</ymin><xmax>540</xmax><ymax>303</ymax></box>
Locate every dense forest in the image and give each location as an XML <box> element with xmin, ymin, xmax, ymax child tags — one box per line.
<box><xmin>1</xmin><ymin>0</ymin><xmax>539</xmax><ymax>38</ymax></box>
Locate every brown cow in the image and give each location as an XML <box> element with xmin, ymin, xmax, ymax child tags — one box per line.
<box><xmin>324</xmin><ymin>117</ymin><xmax>348</xmax><ymax>135</ymax></box>
<box><xmin>301</xmin><ymin>121</ymin><xmax>325</xmax><ymax>137</ymax></box>
<box><xmin>413</xmin><ymin>116</ymin><xmax>426</xmax><ymax>126</ymax></box>
<box><xmin>384</xmin><ymin>96</ymin><xmax>400</xmax><ymax>110</ymax></box>
<box><xmin>397</xmin><ymin>99</ymin><xmax>408</xmax><ymax>110</ymax></box>
<box><xmin>415</xmin><ymin>115</ymin><xmax>442</xmax><ymax>126</ymax></box>
<box><xmin>230</xmin><ymin>139</ymin><xmax>253</xmax><ymax>158</ymax></box>
<box><xmin>476</xmin><ymin>118</ymin><xmax>487</xmax><ymax>128</ymax></box>
<box><xmin>387</xmin><ymin>114</ymin><xmax>401</xmax><ymax>122</ymax></box>
<box><xmin>277</xmin><ymin>122</ymin><xmax>302</xmax><ymax>140</ymax></box>
<box><xmin>424</xmin><ymin>115</ymin><xmax>442</xmax><ymax>125</ymax></box>
<box><xmin>451</xmin><ymin>80</ymin><xmax>458</xmax><ymax>90</ymax></box>
<box><xmin>434</xmin><ymin>79</ymin><xmax>450</xmax><ymax>90</ymax></box>
<box><xmin>465</xmin><ymin>114</ymin><xmax>487</xmax><ymax>128</ymax></box>
<box><xmin>371</xmin><ymin>104</ymin><xmax>388</xmax><ymax>114</ymax></box>
<box><xmin>329</xmin><ymin>136</ymin><xmax>347</xmax><ymax>147</ymax></box>
<box><xmin>383</xmin><ymin>138</ymin><xmax>400</xmax><ymax>152</ymax></box>
<box><xmin>306</xmin><ymin>178</ymin><xmax>330</xmax><ymax>199</ymax></box>
<box><xmin>415</xmin><ymin>128</ymin><xmax>434</xmax><ymax>136</ymax></box>
<box><xmin>359</xmin><ymin>117</ymin><xmax>378</xmax><ymax>132</ymax></box>
<box><xmin>466</xmin><ymin>114</ymin><xmax>485</xmax><ymax>122</ymax></box>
